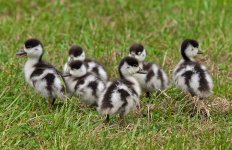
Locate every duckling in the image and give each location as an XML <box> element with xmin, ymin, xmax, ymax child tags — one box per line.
<box><xmin>173</xmin><ymin>39</ymin><xmax>213</xmax><ymax>98</ymax></box>
<box><xmin>129</xmin><ymin>43</ymin><xmax>169</xmax><ymax>97</ymax></box>
<box><xmin>97</xmin><ymin>56</ymin><xmax>146</xmax><ymax>123</ymax></box>
<box><xmin>63</xmin><ymin>45</ymin><xmax>85</xmax><ymax>73</ymax></box>
<box><xmin>63</xmin><ymin>45</ymin><xmax>108</xmax><ymax>82</ymax></box>
<box><xmin>64</xmin><ymin>60</ymin><xmax>105</xmax><ymax>106</ymax></box>
<box><xmin>16</xmin><ymin>38</ymin><xmax>65</xmax><ymax>108</ymax></box>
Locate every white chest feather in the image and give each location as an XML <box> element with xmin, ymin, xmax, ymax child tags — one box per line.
<box><xmin>63</xmin><ymin>62</ymin><xmax>70</xmax><ymax>73</ymax></box>
<box><xmin>24</xmin><ymin>59</ymin><xmax>37</xmax><ymax>86</ymax></box>
<box><xmin>64</xmin><ymin>77</ymin><xmax>76</xmax><ymax>93</ymax></box>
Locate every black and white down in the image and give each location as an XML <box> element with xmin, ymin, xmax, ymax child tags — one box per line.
<box><xmin>97</xmin><ymin>57</ymin><xmax>142</xmax><ymax>117</ymax></box>
<box><xmin>133</xmin><ymin>61</ymin><xmax>169</xmax><ymax>92</ymax></box>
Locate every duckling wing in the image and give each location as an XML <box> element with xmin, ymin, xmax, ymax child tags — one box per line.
<box><xmin>174</xmin><ymin>61</ymin><xmax>213</xmax><ymax>97</ymax></box>
<box><xmin>34</xmin><ymin>61</ymin><xmax>65</xmax><ymax>78</ymax></box>
<box><xmin>35</xmin><ymin>61</ymin><xmax>67</xmax><ymax>92</ymax></box>
<box><xmin>142</xmin><ymin>62</ymin><xmax>153</xmax><ymax>70</ymax></box>
<box><xmin>84</xmin><ymin>58</ymin><xmax>108</xmax><ymax>81</ymax></box>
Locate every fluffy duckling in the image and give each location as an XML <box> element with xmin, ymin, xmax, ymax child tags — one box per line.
<box><xmin>97</xmin><ymin>57</ymin><xmax>146</xmax><ymax>122</ymax></box>
<box><xmin>173</xmin><ymin>39</ymin><xmax>213</xmax><ymax>98</ymax></box>
<box><xmin>64</xmin><ymin>60</ymin><xmax>105</xmax><ymax>106</ymax></box>
<box><xmin>63</xmin><ymin>45</ymin><xmax>85</xmax><ymax>73</ymax></box>
<box><xmin>16</xmin><ymin>39</ymin><xmax>65</xmax><ymax>108</ymax></box>
<box><xmin>129</xmin><ymin>43</ymin><xmax>169</xmax><ymax>97</ymax></box>
<box><xmin>63</xmin><ymin>45</ymin><xmax>108</xmax><ymax>82</ymax></box>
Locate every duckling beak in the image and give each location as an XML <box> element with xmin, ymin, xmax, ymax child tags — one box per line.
<box><xmin>197</xmin><ymin>50</ymin><xmax>203</xmax><ymax>54</ymax></box>
<box><xmin>16</xmin><ymin>49</ymin><xmax>27</xmax><ymax>57</ymax></box>
<box><xmin>61</xmin><ymin>73</ymin><xmax>71</xmax><ymax>77</ymax></box>
<box><xmin>137</xmin><ymin>68</ymin><xmax>147</xmax><ymax>74</ymax></box>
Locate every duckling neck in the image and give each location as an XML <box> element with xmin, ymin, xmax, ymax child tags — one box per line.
<box><xmin>26</xmin><ymin>57</ymin><xmax>41</xmax><ymax>65</ymax></box>
<box><xmin>119</xmin><ymin>71</ymin><xmax>124</xmax><ymax>79</ymax></box>
<box><xmin>120</xmin><ymin>75</ymin><xmax>139</xmax><ymax>87</ymax></box>
<box><xmin>123</xmin><ymin>76</ymin><xmax>135</xmax><ymax>81</ymax></box>
<box><xmin>73</xmin><ymin>71</ymin><xmax>88</xmax><ymax>78</ymax></box>
<box><xmin>23</xmin><ymin>57</ymin><xmax>41</xmax><ymax>85</ymax></box>
<box><xmin>123</xmin><ymin>76</ymin><xmax>141</xmax><ymax>96</ymax></box>
<box><xmin>139</xmin><ymin>62</ymin><xmax>143</xmax><ymax>68</ymax></box>
<box><xmin>181</xmin><ymin>52</ymin><xmax>195</xmax><ymax>62</ymax></box>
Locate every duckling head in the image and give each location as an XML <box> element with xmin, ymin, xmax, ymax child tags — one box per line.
<box><xmin>69</xmin><ymin>60</ymin><xmax>87</xmax><ymax>77</ymax></box>
<box><xmin>181</xmin><ymin>39</ymin><xmax>202</xmax><ymax>61</ymax></box>
<box><xmin>16</xmin><ymin>38</ymin><xmax>44</xmax><ymax>60</ymax></box>
<box><xmin>129</xmin><ymin>43</ymin><xmax>146</xmax><ymax>62</ymax></box>
<box><xmin>68</xmin><ymin>45</ymin><xmax>85</xmax><ymax>62</ymax></box>
<box><xmin>119</xmin><ymin>56</ymin><xmax>146</xmax><ymax>79</ymax></box>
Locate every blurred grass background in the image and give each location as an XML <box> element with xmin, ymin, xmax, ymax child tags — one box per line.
<box><xmin>0</xmin><ymin>0</ymin><xmax>231</xmax><ymax>149</ymax></box>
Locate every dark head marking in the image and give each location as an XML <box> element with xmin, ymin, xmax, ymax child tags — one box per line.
<box><xmin>129</xmin><ymin>43</ymin><xmax>144</xmax><ymax>55</ymax></box>
<box><xmin>181</xmin><ymin>39</ymin><xmax>199</xmax><ymax>61</ymax></box>
<box><xmin>118</xmin><ymin>57</ymin><xmax>139</xmax><ymax>78</ymax></box>
<box><xmin>119</xmin><ymin>57</ymin><xmax>139</xmax><ymax>68</ymax></box>
<box><xmin>125</xmin><ymin>57</ymin><xmax>139</xmax><ymax>67</ymax></box>
<box><xmin>69</xmin><ymin>45</ymin><xmax>83</xmax><ymax>57</ymax></box>
<box><xmin>25</xmin><ymin>38</ymin><xmax>42</xmax><ymax>49</ymax></box>
<box><xmin>181</xmin><ymin>39</ymin><xmax>199</xmax><ymax>50</ymax></box>
<box><xmin>69</xmin><ymin>60</ymin><xmax>83</xmax><ymax>70</ymax></box>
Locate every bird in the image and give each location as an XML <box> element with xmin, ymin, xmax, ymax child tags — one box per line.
<box><xmin>16</xmin><ymin>38</ymin><xmax>66</xmax><ymax>109</ymax></box>
<box><xmin>97</xmin><ymin>56</ymin><xmax>146</xmax><ymax>123</ymax></box>
<box><xmin>63</xmin><ymin>45</ymin><xmax>108</xmax><ymax>82</ymax></box>
<box><xmin>63</xmin><ymin>60</ymin><xmax>106</xmax><ymax>106</ymax></box>
<box><xmin>173</xmin><ymin>39</ymin><xmax>213</xmax><ymax>98</ymax></box>
<box><xmin>129</xmin><ymin>43</ymin><xmax>169</xmax><ymax>98</ymax></box>
<box><xmin>63</xmin><ymin>45</ymin><xmax>85</xmax><ymax>73</ymax></box>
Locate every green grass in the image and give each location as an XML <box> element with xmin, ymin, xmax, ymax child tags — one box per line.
<box><xmin>0</xmin><ymin>0</ymin><xmax>232</xmax><ymax>149</ymax></box>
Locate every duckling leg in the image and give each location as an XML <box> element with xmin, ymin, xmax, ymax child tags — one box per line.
<box><xmin>135</xmin><ymin>103</ymin><xmax>145</xmax><ymax>118</ymax></box>
<box><xmin>104</xmin><ymin>115</ymin><xmax>110</xmax><ymax>124</ymax></box>
<box><xmin>119</xmin><ymin>114</ymin><xmax>125</xmax><ymax>125</ymax></box>
<box><xmin>198</xmin><ymin>98</ymin><xmax>211</xmax><ymax>119</ymax></box>
<box><xmin>191</xmin><ymin>97</ymin><xmax>211</xmax><ymax>119</ymax></box>
<box><xmin>48</xmin><ymin>98</ymin><xmax>56</xmax><ymax>110</ymax></box>
<box><xmin>156</xmin><ymin>91</ymin><xmax>161</xmax><ymax>97</ymax></box>
<box><xmin>146</xmin><ymin>92</ymin><xmax>151</xmax><ymax>98</ymax></box>
<box><xmin>90</xmin><ymin>102</ymin><xmax>98</xmax><ymax>107</ymax></box>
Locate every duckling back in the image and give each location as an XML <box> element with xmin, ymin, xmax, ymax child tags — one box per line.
<box><xmin>174</xmin><ymin>61</ymin><xmax>213</xmax><ymax>98</ymax></box>
<box><xmin>26</xmin><ymin>60</ymin><xmax>65</xmax><ymax>100</ymax></box>
<box><xmin>97</xmin><ymin>78</ymin><xmax>140</xmax><ymax>116</ymax></box>
<box><xmin>84</xmin><ymin>58</ymin><xmax>108</xmax><ymax>82</ymax></box>
<box><xmin>65</xmin><ymin>73</ymin><xmax>105</xmax><ymax>106</ymax></box>
<box><xmin>133</xmin><ymin>61</ymin><xmax>169</xmax><ymax>92</ymax></box>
